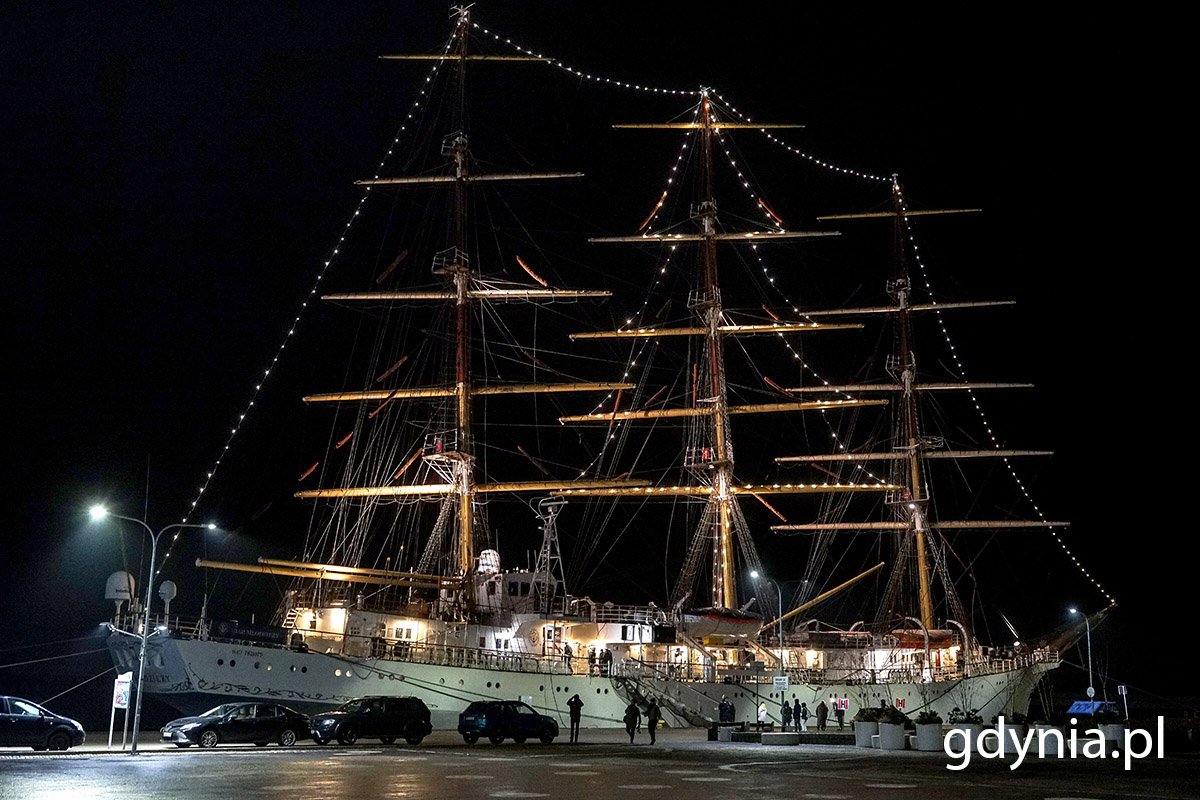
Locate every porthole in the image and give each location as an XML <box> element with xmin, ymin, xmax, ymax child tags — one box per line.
<box><xmin>596</xmin><ymin>688</ymin><xmax>601</xmax><ymax>694</ymax></box>
<box><xmin>218</xmin><ymin>659</ymin><xmax>223</xmax><ymax>666</ymax></box>
<box><xmin>254</xmin><ymin>662</ymin><xmax>260</xmax><ymax>670</ymax></box>
<box><xmin>604</xmin><ymin>689</ymin><xmax>609</xmax><ymax>694</ymax></box>
<box><xmin>539</xmin><ymin>685</ymin><xmax>544</xmax><ymax>692</ymax></box>
<box><xmin>335</xmin><ymin>669</ymin><xmax>342</xmax><ymax>676</ymax></box>
<box><xmin>301</xmin><ymin>666</ymin><xmax>307</xmax><ymax>673</ymax></box>
<box><xmin>290</xmin><ymin>665</ymin><xmax>296</xmax><ymax>672</ymax></box>
<box><xmin>459</xmin><ymin>680</ymin><xmax>465</xmax><ymax>686</ymax></box>
<box><xmin>555</xmin><ymin>687</ymin><xmax>560</xmax><ymax>692</ymax></box>
<box><xmin>496</xmin><ymin>683</ymin><xmax>500</xmax><ymax>689</ymax></box>
<box><xmin>229</xmin><ymin>660</ymin><xmax>236</xmax><ymax>667</ymax></box>
<box><xmin>440</xmin><ymin>678</ymin><xmax>445</xmax><ymax>684</ymax></box>
<box><xmin>266</xmin><ymin>664</ymin><xmax>272</xmax><ymax>671</ymax></box>
<box><xmin>487</xmin><ymin>682</ymin><xmax>492</xmax><ymax>688</ymax></box>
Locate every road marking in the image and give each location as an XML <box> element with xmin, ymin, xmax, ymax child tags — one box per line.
<box><xmin>664</xmin><ymin>769</ymin><xmax>708</xmax><ymax>774</ymax></box>
<box><xmin>864</xmin><ymin>784</ymin><xmax>918</xmax><ymax>789</ymax></box>
<box><xmin>554</xmin><ymin>771</ymin><xmax>600</xmax><ymax>776</ymax></box>
<box><xmin>802</xmin><ymin>794</ymin><xmax>851</xmax><ymax>799</ymax></box>
<box><xmin>618</xmin><ymin>785</ymin><xmax>672</xmax><ymax>790</ymax></box>
<box><xmin>479</xmin><ymin>756</ymin><xmax>517</xmax><ymax>761</ymax></box>
<box><xmin>490</xmin><ymin>793</ymin><xmax>549</xmax><ymax>798</ymax></box>
<box><xmin>681</xmin><ymin>776</ymin><xmax>731</xmax><ymax>782</ymax></box>
<box><xmin>446</xmin><ymin>775</ymin><xmax>493</xmax><ymax>780</ymax></box>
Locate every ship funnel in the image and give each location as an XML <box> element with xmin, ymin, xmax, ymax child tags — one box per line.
<box><xmin>477</xmin><ymin>549</ymin><xmax>501</xmax><ymax>575</ymax></box>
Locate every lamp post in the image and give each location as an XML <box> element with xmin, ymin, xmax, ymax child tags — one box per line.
<box><xmin>1069</xmin><ymin>607</ymin><xmax>1094</xmax><ymax>700</ymax></box>
<box><xmin>90</xmin><ymin>505</ymin><xmax>215</xmax><ymax>754</ymax></box>
<box><xmin>749</xmin><ymin>570</ymin><xmax>784</xmax><ymax>677</ymax></box>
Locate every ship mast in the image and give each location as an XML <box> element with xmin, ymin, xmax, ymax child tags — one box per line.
<box><xmin>696</xmin><ymin>89</ymin><xmax>737</xmax><ymax>609</ymax></box>
<box><xmin>448</xmin><ymin>8</ymin><xmax>475</xmax><ymax>580</ymax></box>
<box><xmin>889</xmin><ymin>175</ymin><xmax>935</xmax><ymax>630</ymax></box>
<box><xmin>771</xmin><ymin>190</ymin><xmax>1066</xmax><ymax>637</ymax></box>
<box><xmin>558</xmin><ymin>93</ymin><xmax>904</xmax><ymax>612</ymax></box>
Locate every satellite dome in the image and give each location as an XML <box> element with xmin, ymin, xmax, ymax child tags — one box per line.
<box><xmin>105</xmin><ymin>571</ymin><xmax>135</xmax><ymax>602</ymax></box>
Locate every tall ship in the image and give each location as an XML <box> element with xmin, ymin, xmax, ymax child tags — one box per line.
<box><xmin>107</xmin><ymin>8</ymin><xmax>1084</xmax><ymax>730</ymax></box>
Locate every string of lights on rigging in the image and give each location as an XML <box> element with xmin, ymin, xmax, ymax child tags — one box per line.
<box><xmin>710</xmin><ymin>90</ymin><xmax>889</xmax><ymax>183</ymax></box>
<box><xmin>470</xmin><ymin>22</ymin><xmax>699</xmax><ymax>96</ymax></box>
<box><xmin>895</xmin><ymin>183</ymin><xmax>1115</xmax><ymax>606</ymax></box>
<box><xmin>157</xmin><ymin>35</ymin><xmax>458</xmax><ymax>573</ymax></box>
<box><xmin>712</xmin><ymin>130</ymin><xmax>888</xmax><ymax>486</ymax></box>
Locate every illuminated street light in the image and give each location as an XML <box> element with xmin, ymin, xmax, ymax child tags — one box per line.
<box><xmin>750</xmin><ymin>570</ymin><xmax>785</xmax><ymax>680</ymax></box>
<box><xmin>89</xmin><ymin>506</ymin><xmax>217</xmax><ymax>754</ymax></box>
<box><xmin>1069</xmin><ymin>607</ymin><xmax>1095</xmax><ymax>700</ymax></box>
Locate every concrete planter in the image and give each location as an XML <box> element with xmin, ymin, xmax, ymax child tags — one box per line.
<box><xmin>1029</xmin><ymin>724</ymin><xmax>1062</xmax><ymax>757</ymax></box>
<box><xmin>853</xmin><ymin>720</ymin><xmax>879</xmax><ymax>748</ymax></box>
<box><xmin>915</xmin><ymin>723</ymin><xmax>944</xmax><ymax>751</ymax></box>
<box><xmin>1099</xmin><ymin>723</ymin><xmax>1126</xmax><ymax>742</ymax></box>
<box><xmin>878</xmin><ymin>722</ymin><xmax>907</xmax><ymax>750</ymax></box>
<box><xmin>1001</xmin><ymin>724</ymin><xmax>1028</xmax><ymax>756</ymax></box>
<box><xmin>951</xmin><ymin>723</ymin><xmax>983</xmax><ymax>752</ymax></box>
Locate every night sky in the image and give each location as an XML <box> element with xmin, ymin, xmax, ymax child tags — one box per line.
<box><xmin>2</xmin><ymin>3</ymin><xmax>1186</xmax><ymax>719</ymax></box>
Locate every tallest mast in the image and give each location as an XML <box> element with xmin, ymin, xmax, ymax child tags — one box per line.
<box><xmin>448</xmin><ymin>7</ymin><xmax>475</xmax><ymax>579</ymax></box>
<box><xmin>696</xmin><ymin>89</ymin><xmax>738</xmax><ymax>609</ymax></box>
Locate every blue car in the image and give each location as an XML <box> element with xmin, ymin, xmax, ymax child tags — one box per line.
<box><xmin>458</xmin><ymin>700</ymin><xmax>558</xmax><ymax>745</ymax></box>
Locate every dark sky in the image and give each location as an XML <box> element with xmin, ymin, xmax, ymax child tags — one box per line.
<box><xmin>2</xmin><ymin>2</ymin><xmax>1186</xmax><ymax>707</ymax></box>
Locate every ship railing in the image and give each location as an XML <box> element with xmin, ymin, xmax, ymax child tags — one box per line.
<box><xmin>110</xmin><ymin>612</ymin><xmax>207</xmax><ymax>641</ymax></box>
<box><xmin>370</xmin><ymin>638</ymin><xmax>572</xmax><ymax>676</ymax></box>
<box><xmin>590</xmin><ymin>604</ymin><xmax>663</xmax><ymax>625</ymax></box>
<box><xmin>612</xmin><ymin>659</ymin><xmax>707</xmax><ymax>681</ymax></box>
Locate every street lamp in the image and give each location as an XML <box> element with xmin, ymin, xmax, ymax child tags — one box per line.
<box><xmin>750</xmin><ymin>570</ymin><xmax>784</xmax><ymax>677</ymax></box>
<box><xmin>1068</xmin><ymin>607</ymin><xmax>1094</xmax><ymax>700</ymax></box>
<box><xmin>89</xmin><ymin>505</ymin><xmax>216</xmax><ymax>754</ymax></box>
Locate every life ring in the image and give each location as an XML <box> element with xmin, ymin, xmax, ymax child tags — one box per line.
<box><xmin>529</xmin><ymin>629</ymin><xmax>540</xmax><ymax>645</ymax></box>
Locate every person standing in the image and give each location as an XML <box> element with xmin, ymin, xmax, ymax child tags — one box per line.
<box><xmin>563</xmin><ymin>642</ymin><xmax>573</xmax><ymax>671</ymax></box>
<box><xmin>815</xmin><ymin>700</ymin><xmax>828</xmax><ymax>732</ymax></box>
<box><xmin>834</xmin><ymin>699</ymin><xmax>845</xmax><ymax>730</ymax></box>
<box><xmin>793</xmin><ymin>699</ymin><xmax>802</xmax><ymax>730</ymax></box>
<box><xmin>588</xmin><ymin>647</ymin><xmax>596</xmax><ymax>675</ymax></box>
<box><xmin>567</xmin><ymin>693</ymin><xmax>583</xmax><ymax>743</ymax></box>
<box><xmin>646</xmin><ymin>698</ymin><xmax>661</xmax><ymax>744</ymax></box>
<box><xmin>798</xmin><ymin>702</ymin><xmax>810</xmax><ymax>732</ymax></box>
<box><xmin>719</xmin><ymin>695</ymin><xmax>734</xmax><ymax>723</ymax></box>
<box><xmin>780</xmin><ymin>699</ymin><xmax>793</xmax><ymax>732</ymax></box>
<box><xmin>623</xmin><ymin>701</ymin><xmax>641</xmax><ymax>744</ymax></box>
<box><xmin>757</xmin><ymin>702</ymin><xmax>768</xmax><ymax>731</ymax></box>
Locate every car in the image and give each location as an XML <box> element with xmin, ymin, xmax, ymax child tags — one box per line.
<box><xmin>458</xmin><ymin>700</ymin><xmax>558</xmax><ymax>745</ymax></box>
<box><xmin>160</xmin><ymin>702</ymin><xmax>309</xmax><ymax>748</ymax></box>
<box><xmin>0</xmin><ymin>696</ymin><xmax>85</xmax><ymax>751</ymax></box>
<box><xmin>309</xmin><ymin>696</ymin><xmax>432</xmax><ymax>746</ymax></box>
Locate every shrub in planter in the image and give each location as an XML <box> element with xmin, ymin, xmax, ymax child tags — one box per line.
<box><xmin>852</xmin><ymin>707</ymin><xmax>880</xmax><ymax>748</ymax></box>
<box><xmin>877</xmin><ymin>706</ymin><xmax>910</xmax><ymax>750</ymax></box>
<box><xmin>948</xmin><ymin>707</ymin><xmax>984</xmax><ymax>752</ymax></box>
<box><xmin>915</xmin><ymin>709</ymin><xmax>944</xmax><ymax>751</ymax></box>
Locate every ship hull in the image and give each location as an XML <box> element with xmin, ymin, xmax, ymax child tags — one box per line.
<box><xmin>110</xmin><ymin>633</ymin><xmax>1058</xmax><ymax>730</ymax></box>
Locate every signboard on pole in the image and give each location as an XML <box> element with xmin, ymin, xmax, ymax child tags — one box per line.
<box><xmin>109</xmin><ymin>671</ymin><xmax>133</xmax><ymax>749</ymax></box>
<box><xmin>772</xmin><ymin>675</ymin><xmax>789</xmax><ymax>693</ymax></box>
<box><xmin>113</xmin><ymin>672</ymin><xmax>132</xmax><ymax>709</ymax></box>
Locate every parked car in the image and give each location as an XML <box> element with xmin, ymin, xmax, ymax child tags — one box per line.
<box><xmin>160</xmin><ymin>702</ymin><xmax>309</xmax><ymax>748</ymax></box>
<box><xmin>310</xmin><ymin>696</ymin><xmax>432</xmax><ymax>745</ymax></box>
<box><xmin>0</xmin><ymin>696</ymin><xmax>86</xmax><ymax>751</ymax></box>
<box><xmin>458</xmin><ymin>700</ymin><xmax>558</xmax><ymax>744</ymax></box>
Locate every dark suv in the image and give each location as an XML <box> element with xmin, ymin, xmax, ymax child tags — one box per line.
<box><xmin>458</xmin><ymin>700</ymin><xmax>558</xmax><ymax>745</ymax></box>
<box><xmin>0</xmin><ymin>696</ymin><xmax>85</xmax><ymax>751</ymax></box>
<box><xmin>310</xmin><ymin>696</ymin><xmax>432</xmax><ymax>745</ymax></box>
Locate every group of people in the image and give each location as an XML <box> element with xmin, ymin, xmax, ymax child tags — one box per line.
<box><xmin>778</xmin><ymin>698</ymin><xmax>845</xmax><ymax>731</ymax></box>
<box><xmin>587</xmin><ymin>646</ymin><xmax>614</xmax><ymax>676</ymax></box>
<box><xmin>564</xmin><ymin>693</ymin><xmax>662</xmax><ymax>745</ymax></box>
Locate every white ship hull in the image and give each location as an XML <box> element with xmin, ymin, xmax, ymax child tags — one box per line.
<box><xmin>110</xmin><ymin>633</ymin><xmax>1059</xmax><ymax>730</ymax></box>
